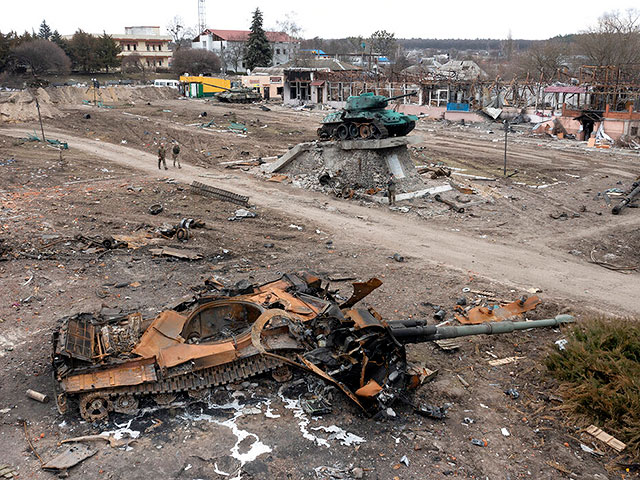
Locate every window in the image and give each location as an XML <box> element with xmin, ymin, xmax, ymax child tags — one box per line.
<box><xmin>147</xmin><ymin>44</ymin><xmax>150</xmax><ymax>51</ymax></box>
<box><xmin>127</xmin><ymin>44</ymin><xmax>131</xmax><ymax>51</ymax></box>
<box><xmin>276</xmin><ymin>48</ymin><xmax>280</xmax><ymax>55</ymax></box>
<box><xmin>283</xmin><ymin>49</ymin><xmax>287</xmax><ymax>55</ymax></box>
<box><xmin>158</xmin><ymin>60</ymin><xmax>162</xmax><ymax>66</ymax></box>
<box><xmin>133</xmin><ymin>44</ymin><xmax>137</xmax><ymax>51</ymax></box>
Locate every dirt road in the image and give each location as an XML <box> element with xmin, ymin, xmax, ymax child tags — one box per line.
<box><xmin>3</xmin><ymin>125</ymin><xmax>638</xmax><ymax>314</ymax></box>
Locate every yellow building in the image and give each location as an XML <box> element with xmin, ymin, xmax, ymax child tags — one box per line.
<box><xmin>180</xmin><ymin>76</ymin><xmax>231</xmax><ymax>98</ymax></box>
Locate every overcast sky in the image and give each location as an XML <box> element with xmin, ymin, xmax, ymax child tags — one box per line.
<box><xmin>2</xmin><ymin>0</ymin><xmax>638</xmax><ymax>40</ymax></box>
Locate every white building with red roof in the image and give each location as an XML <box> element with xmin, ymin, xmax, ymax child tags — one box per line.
<box><xmin>192</xmin><ymin>29</ymin><xmax>299</xmax><ymax>73</ymax></box>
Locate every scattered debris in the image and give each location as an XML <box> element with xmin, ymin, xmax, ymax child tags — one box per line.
<box><xmin>228</xmin><ymin>209</ymin><xmax>257</xmax><ymax>221</ymax></box>
<box><xmin>149</xmin><ymin>246</ymin><xmax>202</xmax><ymax>260</ymax></box>
<box><xmin>588</xmin><ymin>248</ymin><xmax>638</xmax><ymax>272</ymax></box>
<box><xmin>415</xmin><ymin>403</ymin><xmax>449</xmax><ymax>419</ymax></box>
<box><xmin>0</xmin><ymin>465</ymin><xmax>17</xmax><ymax>479</ymax></box>
<box><xmin>434</xmin><ymin>194</ymin><xmax>465</xmax><ymax>213</ymax></box>
<box><xmin>191</xmin><ymin>181</ymin><xmax>250</xmax><ymax>206</ymax></box>
<box><xmin>585</xmin><ymin>425</ymin><xmax>627</xmax><ymax>452</ymax></box>
<box><xmin>148</xmin><ymin>203</ymin><xmax>163</xmax><ymax>215</ymax></box>
<box><xmin>26</xmin><ymin>389</ymin><xmax>49</xmax><ymax>403</ymax></box>
<box><xmin>455</xmin><ymin>295</ymin><xmax>541</xmax><ymax>324</ymax></box>
<box><xmin>504</xmin><ymin>388</ymin><xmax>520</xmax><ymax>399</ymax></box>
<box><xmin>471</xmin><ymin>438</ymin><xmax>487</xmax><ymax>447</ymax></box>
<box><xmin>555</xmin><ymin>339</ymin><xmax>568</xmax><ymax>350</ymax></box>
<box><xmin>41</xmin><ymin>444</ymin><xmax>96</xmax><ymax>471</ymax></box>
<box><xmin>488</xmin><ymin>356</ymin><xmax>525</xmax><ymax>367</ymax></box>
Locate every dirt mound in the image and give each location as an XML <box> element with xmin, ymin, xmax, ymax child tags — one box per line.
<box><xmin>46</xmin><ymin>85</ymin><xmax>180</xmax><ymax>105</ymax></box>
<box><xmin>0</xmin><ymin>85</ymin><xmax>179</xmax><ymax>123</ymax></box>
<box><xmin>0</xmin><ymin>87</ymin><xmax>63</xmax><ymax>123</ymax></box>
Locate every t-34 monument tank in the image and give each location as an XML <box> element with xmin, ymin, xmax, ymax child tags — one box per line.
<box><xmin>51</xmin><ymin>272</ymin><xmax>573</xmax><ymax>421</ymax></box>
<box><xmin>318</xmin><ymin>91</ymin><xmax>419</xmax><ymax>140</ymax></box>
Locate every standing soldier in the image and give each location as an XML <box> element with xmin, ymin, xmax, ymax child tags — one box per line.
<box><xmin>172</xmin><ymin>142</ymin><xmax>181</xmax><ymax>169</ymax></box>
<box><xmin>387</xmin><ymin>173</ymin><xmax>397</xmax><ymax>206</ymax></box>
<box><xmin>158</xmin><ymin>142</ymin><xmax>167</xmax><ymax>170</ymax></box>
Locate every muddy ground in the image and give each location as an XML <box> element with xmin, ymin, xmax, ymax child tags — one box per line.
<box><xmin>0</xmin><ymin>90</ymin><xmax>639</xmax><ymax>479</ymax></box>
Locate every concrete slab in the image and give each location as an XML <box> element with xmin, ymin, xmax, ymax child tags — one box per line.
<box><xmin>334</xmin><ymin>135</ymin><xmax>423</xmax><ymax>150</ymax></box>
<box><xmin>266</xmin><ymin>142</ymin><xmax>314</xmax><ymax>173</ymax></box>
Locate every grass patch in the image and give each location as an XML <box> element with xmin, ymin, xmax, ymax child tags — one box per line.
<box><xmin>546</xmin><ymin>316</ymin><xmax>640</xmax><ymax>458</ymax></box>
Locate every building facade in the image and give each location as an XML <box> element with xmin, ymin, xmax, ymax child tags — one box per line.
<box><xmin>112</xmin><ymin>26</ymin><xmax>172</xmax><ymax>69</ymax></box>
<box><xmin>192</xmin><ymin>29</ymin><xmax>298</xmax><ymax>73</ymax></box>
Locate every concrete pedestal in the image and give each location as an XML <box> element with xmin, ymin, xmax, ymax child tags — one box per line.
<box><xmin>266</xmin><ymin>136</ymin><xmax>425</xmax><ymax>192</ymax></box>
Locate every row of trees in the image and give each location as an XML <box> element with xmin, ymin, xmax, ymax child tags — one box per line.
<box><xmin>0</xmin><ymin>20</ymin><xmax>121</xmax><ymax>77</ymax></box>
<box><xmin>495</xmin><ymin>9</ymin><xmax>640</xmax><ymax>82</ymax></box>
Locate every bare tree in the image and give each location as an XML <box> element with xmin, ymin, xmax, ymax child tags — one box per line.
<box><xmin>516</xmin><ymin>40</ymin><xmax>568</xmax><ymax>80</ymax></box>
<box><xmin>577</xmin><ymin>9</ymin><xmax>640</xmax><ymax>75</ymax></box>
<box><xmin>171</xmin><ymin>48</ymin><xmax>221</xmax><ymax>75</ymax></box>
<box><xmin>121</xmin><ymin>53</ymin><xmax>148</xmax><ymax>82</ymax></box>
<box><xmin>226</xmin><ymin>42</ymin><xmax>245</xmax><ymax>73</ymax></box>
<box><xmin>167</xmin><ymin>16</ymin><xmax>194</xmax><ymax>51</ymax></box>
<box><xmin>276</xmin><ymin>11</ymin><xmax>302</xmax><ymax>62</ymax></box>
<box><xmin>11</xmin><ymin>39</ymin><xmax>70</xmax><ymax>75</ymax></box>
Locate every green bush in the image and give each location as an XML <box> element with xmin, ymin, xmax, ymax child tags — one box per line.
<box><xmin>546</xmin><ymin>317</ymin><xmax>640</xmax><ymax>457</ymax></box>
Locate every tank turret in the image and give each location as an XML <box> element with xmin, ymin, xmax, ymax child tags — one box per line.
<box><xmin>318</xmin><ymin>91</ymin><xmax>419</xmax><ymax>140</ymax></box>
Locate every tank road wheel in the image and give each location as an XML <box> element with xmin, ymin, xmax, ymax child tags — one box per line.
<box><xmin>271</xmin><ymin>365</ymin><xmax>292</xmax><ymax>383</ymax></box>
<box><xmin>359</xmin><ymin>124</ymin><xmax>373</xmax><ymax>139</ymax></box>
<box><xmin>348</xmin><ymin>123</ymin><xmax>359</xmax><ymax>139</ymax></box>
<box><xmin>79</xmin><ymin>393</ymin><xmax>111</xmax><ymax>422</ymax></box>
<box><xmin>113</xmin><ymin>394</ymin><xmax>139</xmax><ymax>415</ymax></box>
<box><xmin>317</xmin><ymin>127</ymin><xmax>329</xmax><ymax>139</ymax></box>
<box><xmin>154</xmin><ymin>393</ymin><xmax>177</xmax><ymax>405</ymax></box>
<box><xmin>187</xmin><ymin>388</ymin><xmax>209</xmax><ymax>401</ymax></box>
<box><xmin>336</xmin><ymin>124</ymin><xmax>349</xmax><ymax>141</ymax></box>
<box><xmin>371</xmin><ymin>124</ymin><xmax>383</xmax><ymax>139</ymax></box>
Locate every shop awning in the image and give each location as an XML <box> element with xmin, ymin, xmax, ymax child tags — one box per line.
<box><xmin>310</xmin><ymin>80</ymin><xmax>325</xmax><ymax>86</ymax></box>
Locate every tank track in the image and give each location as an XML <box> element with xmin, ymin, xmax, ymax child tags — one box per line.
<box><xmin>116</xmin><ymin>354</ymin><xmax>284</xmax><ymax>397</ymax></box>
<box><xmin>72</xmin><ymin>354</ymin><xmax>287</xmax><ymax>420</ymax></box>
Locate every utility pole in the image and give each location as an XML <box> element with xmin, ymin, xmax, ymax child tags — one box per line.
<box><xmin>34</xmin><ymin>94</ymin><xmax>46</xmax><ymax>143</ymax></box>
<box><xmin>503</xmin><ymin>119</ymin><xmax>508</xmax><ymax>176</ymax></box>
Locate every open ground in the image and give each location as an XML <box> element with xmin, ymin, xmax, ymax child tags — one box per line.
<box><xmin>0</xmin><ymin>89</ymin><xmax>638</xmax><ymax>479</ymax></box>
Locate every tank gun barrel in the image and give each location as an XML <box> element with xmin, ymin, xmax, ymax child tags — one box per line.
<box><xmin>201</xmin><ymin>83</ymin><xmax>232</xmax><ymax>91</ymax></box>
<box><xmin>612</xmin><ymin>180</ymin><xmax>640</xmax><ymax>215</ymax></box>
<box><xmin>390</xmin><ymin>315</ymin><xmax>574</xmax><ymax>344</ymax></box>
<box><xmin>387</xmin><ymin>91</ymin><xmax>417</xmax><ymax>102</ymax></box>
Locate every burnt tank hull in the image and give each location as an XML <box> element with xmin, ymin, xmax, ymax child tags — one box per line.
<box><xmin>52</xmin><ymin>272</ymin><xmax>574</xmax><ymax>422</ymax></box>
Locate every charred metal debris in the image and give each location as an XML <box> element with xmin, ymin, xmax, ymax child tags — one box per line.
<box><xmin>51</xmin><ymin>272</ymin><xmax>574</xmax><ymax>422</ymax></box>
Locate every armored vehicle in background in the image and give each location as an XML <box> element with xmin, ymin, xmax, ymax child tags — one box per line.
<box><xmin>214</xmin><ymin>85</ymin><xmax>262</xmax><ymax>103</ymax></box>
<box><xmin>52</xmin><ymin>273</ymin><xmax>573</xmax><ymax>421</ymax></box>
<box><xmin>318</xmin><ymin>92</ymin><xmax>419</xmax><ymax>140</ymax></box>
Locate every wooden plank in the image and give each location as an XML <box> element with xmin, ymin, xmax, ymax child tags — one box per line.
<box><xmin>585</xmin><ymin>425</ymin><xmax>626</xmax><ymax>452</ymax></box>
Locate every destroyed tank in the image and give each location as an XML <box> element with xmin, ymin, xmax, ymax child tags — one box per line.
<box><xmin>317</xmin><ymin>92</ymin><xmax>419</xmax><ymax>140</ymax></box>
<box><xmin>51</xmin><ymin>273</ymin><xmax>574</xmax><ymax>422</ymax></box>
<box><xmin>213</xmin><ymin>85</ymin><xmax>262</xmax><ymax>103</ymax></box>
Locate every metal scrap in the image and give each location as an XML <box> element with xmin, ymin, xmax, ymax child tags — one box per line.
<box><xmin>149</xmin><ymin>246</ymin><xmax>202</xmax><ymax>260</ymax></box>
<box><xmin>190</xmin><ymin>181</ymin><xmax>249</xmax><ymax>206</ymax></box>
<box><xmin>41</xmin><ymin>444</ymin><xmax>96</xmax><ymax>471</ymax></box>
<box><xmin>455</xmin><ymin>295</ymin><xmax>541</xmax><ymax>324</ymax></box>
